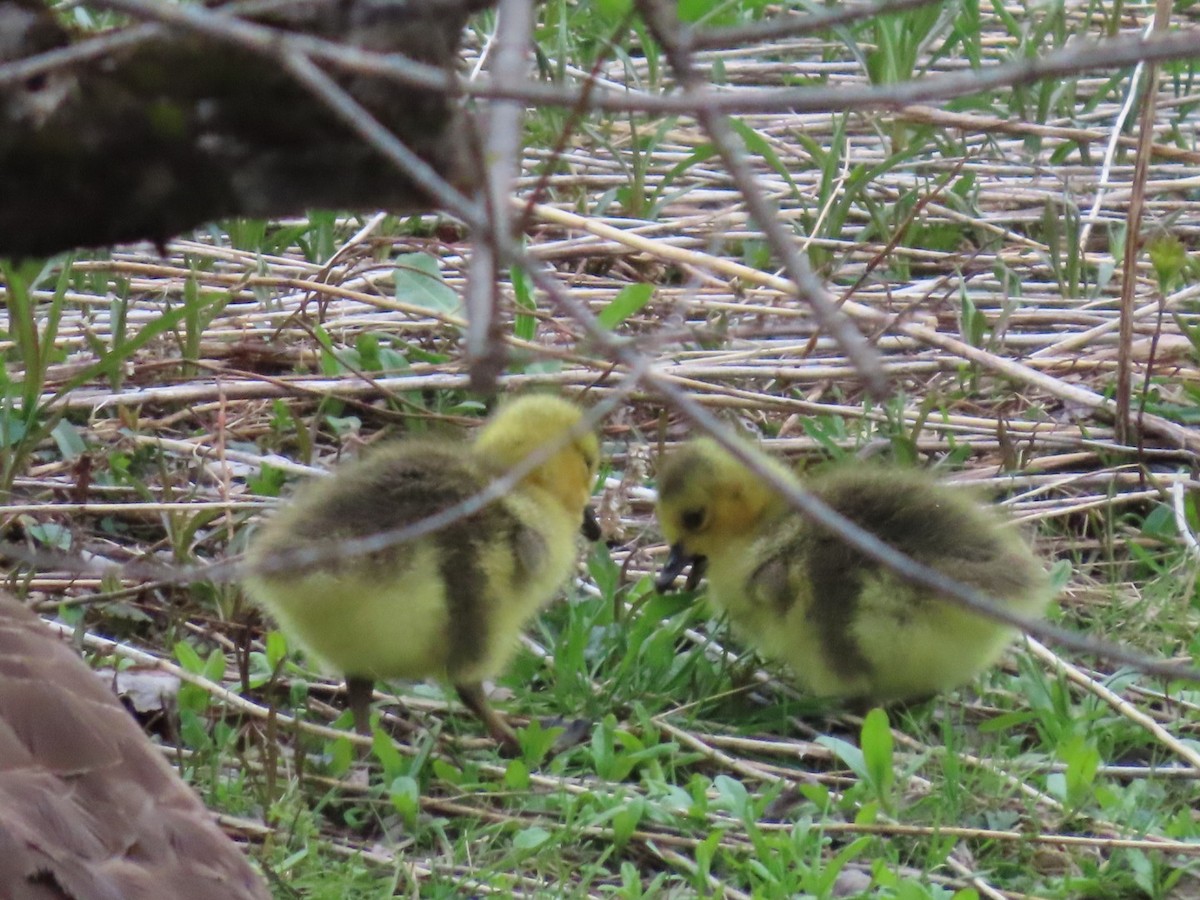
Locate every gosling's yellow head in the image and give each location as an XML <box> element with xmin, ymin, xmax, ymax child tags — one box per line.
<box><xmin>474</xmin><ymin>394</ymin><xmax>600</xmax><ymax>532</ymax></box>
<box><xmin>654</xmin><ymin>438</ymin><xmax>787</xmax><ymax>591</ymax></box>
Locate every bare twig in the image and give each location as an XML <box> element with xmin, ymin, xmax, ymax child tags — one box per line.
<box><xmin>1116</xmin><ymin>0</ymin><xmax>1172</xmax><ymax>445</ymax></box>
<box><xmin>464</xmin><ymin>0</ymin><xmax>536</xmax><ymax>393</ymax></box>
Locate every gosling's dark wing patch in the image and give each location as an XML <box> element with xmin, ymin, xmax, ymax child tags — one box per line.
<box><xmin>748</xmin><ymin>554</ymin><xmax>797</xmax><ymax>616</ymax></box>
<box><xmin>510</xmin><ymin>521</ymin><xmax>549</xmax><ymax>580</ymax></box>
<box><xmin>806</xmin><ymin>472</ymin><xmax>947</xmax><ymax>680</ymax></box>
<box><xmin>805</xmin><ymin>534</ymin><xmax>874</xmax><ymax>680</ymax></box>
<box><xmin>440</xmin><ymin>493</ymin><xmax>537</xmax><ymax>678</ymax></box>
<box><xmin>438</xmin><ymin>523</ymin><xmax>491</xmax><ymax>677</ymax></box>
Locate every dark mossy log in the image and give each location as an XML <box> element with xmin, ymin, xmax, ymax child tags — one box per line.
<box><xmin>0</xmin><ymin>0</ymin><xmax>483</xmax><ymax>257</ymax></box>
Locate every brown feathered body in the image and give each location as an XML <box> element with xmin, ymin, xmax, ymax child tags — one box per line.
<box><xmin>0</xmin><ymin>594</ymin><xmax>269</xmax><ymax>900</ymax></box>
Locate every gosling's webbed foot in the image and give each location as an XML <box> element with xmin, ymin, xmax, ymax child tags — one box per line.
<box><xmin>456</xmin><ymin>682</ymin><xmax>522</xmax><ymax>757</ymax></box>
<box><xmin>537</xmin><ymin>715</ymin><xmax>593</xmax><ymax>753</ymax></box>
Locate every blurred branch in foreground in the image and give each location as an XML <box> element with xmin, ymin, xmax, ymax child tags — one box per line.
<box><xmin>0</xmin><ymin>0</ymin><xmax>482</xmax><ymax>257</ymax></box>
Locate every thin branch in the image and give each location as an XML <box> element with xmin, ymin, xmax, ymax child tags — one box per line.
<box><xmin>464</xmin><ymin>0</ymin><xmax>535</xmax><ymax>393</ymax></box>
<box><xmin>39</xmin><ymin>4</ymin><xmax>1200</xmax><ymax>118</ymax></box>
<box><xmin>1118</xmin><ymin>0</ymin><xmax>1173</xmax><ymax>447</ymax></box>
<box><xmin>687</xmin><ymin>0</ymin><xmax>942</xmax><ymax>49</ymax></box>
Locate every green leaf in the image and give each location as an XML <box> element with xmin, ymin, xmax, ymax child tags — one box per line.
<box><xmin>1058</xmin><ymin>734</ymin><xmax>1101</xmax><ymax>807</ymax></box>
<box><xmin>692</xmin><ymin>828</ymin><xmax>723</xmax><ymax>885</ymax></box>
<box><xmin>860</xmin><ymin>707</ymin><xmax>895</xmax><ymax>805</ymax></box>
<box><xmin>24</xmin><ymin>520</ymin><xmax>72</xmax><ymax>550</ymax></box>
<box><xmin>960</xmin><ymin>289</ymin><xmax>987</xmax><ymax>347</ymax></box>
<box><xmin>651</xmin><ymin>143</ymin><xmax>717</xmax><ymax>208</ymax></box>
<box><xmin>597</xmin><ymin>283</ymin><xmax>654</xmax><ymax>329</ymax></box>
<box><xmin>516</xmin><ymin>718</ymin><xmax>561</xmax><ymax>767</ymax></box>
<box><xmin>728</xmin><ymin>119</ymin><xmax>798</xmax><ymax>195</ymax></box>
<box><xmin>248</xmin><ymin>464</ymin><xmax>287</xmax><ymax>497</ymax></box>
<box><xmin>355</xmin><ymin>332</ymin><xmax>382</xmax><ymax>371</ymax></box>
<box><xmin>202</xmin><ymin>647</ymin><xmax>226</xmax><ymax>682</ymax></box>
<box><xmin>595</xmin><ymin>0</ymin><xmax>633</xmax><ymax>19</ymax></box>
<box><xmin>389</xmin><ymin>775</ymin><xmax>421</xmax><ymax>828</ymax></box>
<box><xmin>813</xmin><ymin>836</ymin><xmax>873</xmax><ymax>896</ymax></box>
<box><xmin>817</xmin><ymin>733</ymin><xmax>869</xmax><ymax>781</ymax></box>
<box><xmin>394</xmin><ymin>252</ymin><xmax>460</xmax><ymax>315</ymax></box>
<box><xmin>265</xmin><ymin>630</ymin><xmax>289</xmax><ymax>669</ymax></box>
<box><xmin>178</xmin><ymin>708</ymin><xmax>210</xmax><ymax>750</ymax></box>
<box><xmin>50</xmin><ymin>419</ymin><xmax>87</xmax><ymax>459</ymax></box>
<box><xmin>245</xmin><ymin>651</ymin><xmax>272</xmax><ymax>689</ymax></box>
<box><xmin>504</xmin><ymin>757</ymin><xmax>531</xmax><ymax>790</ymax></box>
<box><xmin>713</xmin><ymin>774</ymin><xmax>751</xmax><ymax>818</ymax></box>
<box><xmin>431</xmin><ymin>758</ymin><xmax>463</xmax><ymax>785</ymax></box>
<box><xmin>1148</xmin><ymin>234</ymin><xmax>1188</xmax><ymax>293</ymax></box>
<box><xmin>327</xmin><ymin>735</ymin><xmax>354</xmax><ymax>777</ymax></box>
<box><xmin>512</xmin><ymin>826</ymin><xmax>552</xmax><ymax>853</ymax></box>
<box><xmin>612</xmin><ymin>797</ymin><xmax>643</xmax><ymax>847</ymax></box>
<box><xmin>174</xmin><ymin>640</ymin><xmax>204</xmax><ymax>673</ymax></box>
<box><xmin>511</xmin><ymin>266</ymin><xmax>537</xmax><ymax>341</ymax></box>
<box><xmin>677</xmin><ymin>0</ymin><xmax>733</xmax><ymax>25</ymax></box>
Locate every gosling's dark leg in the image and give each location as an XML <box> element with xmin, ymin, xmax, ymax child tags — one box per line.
<box><xmin>456</xmin><ymin>682</ymin><xmax>521</xmax><ymax>757</ymax></box>
<box><xmin>346</xmin><ymin>676</ymin><xmax>375</xmax><ymax>736</ymax></box>
<box><xmin>846</xmin><ymin>693</ymin><xmax>937</xmax><ymax>717</ymax></box>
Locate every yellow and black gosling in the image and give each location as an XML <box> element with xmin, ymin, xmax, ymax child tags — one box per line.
<box><xmin>244</xmin><ymin>395</ymin><xmax>601</xmax><ymax>754</ymax></box>
<box><xmin>654</xmin><ymin>438</ymin><xmax>1053</xmax><ymax>705</ymax></box>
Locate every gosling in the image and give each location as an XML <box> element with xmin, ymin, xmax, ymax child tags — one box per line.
<box><xmin>245</xmin><ymin>395</ymin><xmax>600</xmax><ymax>753</ymax></box>
<box><xmin>654</xmin><ymin>438</ymin><xmax>1052</xmax><ymax>704</ymax></box>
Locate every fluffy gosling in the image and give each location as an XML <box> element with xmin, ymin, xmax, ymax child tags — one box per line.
<box><xmin>245</xmin><ymin>395</ymin><xmax>600</xmax><ymax>753</ymax></box>
<box><xmin>654</xmin><ymin>438</ymin><xmax>1052</xmax><ymax>704</ymax></box>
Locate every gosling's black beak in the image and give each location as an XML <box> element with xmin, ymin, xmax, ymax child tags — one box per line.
<box><xmin>655</xmin><ymin>544</ymin><xmax>706</xmax><ymax>593</ymax></box>
<box><xmin>581</xmin><ymin>506</ymin><xmax>602</xmax><ymax>541</ymax></box>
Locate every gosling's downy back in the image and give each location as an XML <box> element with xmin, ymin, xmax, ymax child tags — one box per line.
<box><xmin>791</xmin><ymin>465</ymin><xmax>1051</xmax><ymax>698</ymax></box>
<box><xmin>251</xmin><ymin>440</ymin><xmax>502</xmax><ymax>573</ymax></box>
<box><xmin>250</xmin><ymin>395</ymin><xmax>598</xmax><ymax>573</ymax></box>
<box><xmin>804</xmin><ymin>466</ymin><xmax>1046</xmax><ymax>600</ymax></box>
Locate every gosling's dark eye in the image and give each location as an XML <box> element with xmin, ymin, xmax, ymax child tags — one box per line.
<box><xmin>680</xmin><ymin>508</ymin><xmax>706</xmax><ymax>531</ymax></box>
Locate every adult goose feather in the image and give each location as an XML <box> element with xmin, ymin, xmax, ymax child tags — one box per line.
<box><xmin>0</xmin><ymin>593</ymin><xmax>269</xmax><ymax>900</ymax></box>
